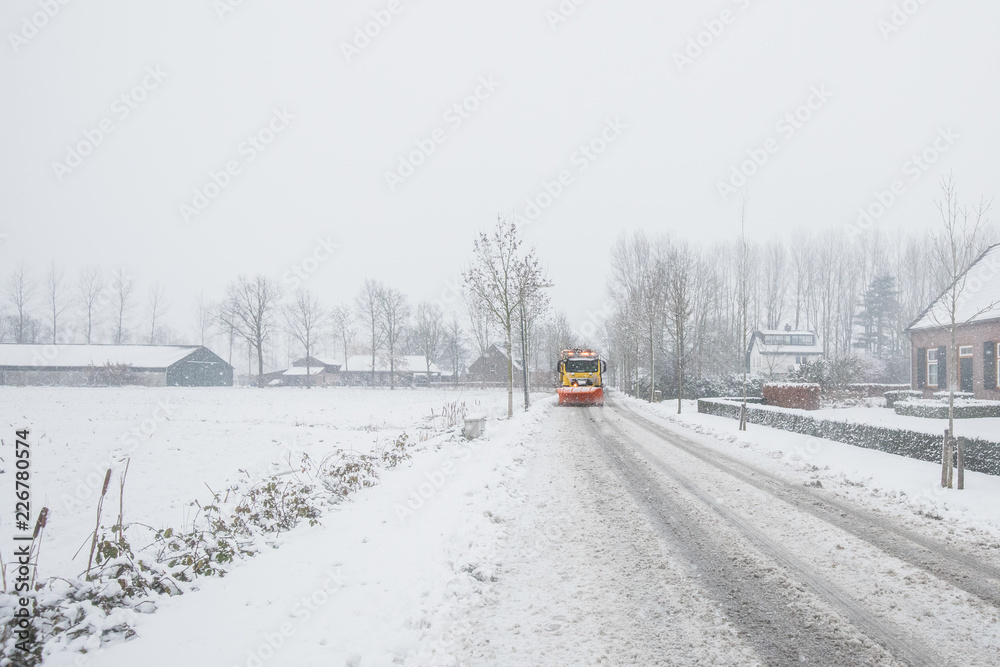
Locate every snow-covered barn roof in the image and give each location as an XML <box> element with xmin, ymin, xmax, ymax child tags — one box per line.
<box><xmin>282</xmin><ymin>366</ymin><xmax>326</xmax><ymax>376</ymax></box>
<box><xmin>908</xmin><ymin>243</ymin><xmax>1000</xmax><ymax>331</ymax></box>
<box><xmin>343</xmin><ymin>355</ymin><xmax>442</xmax><ymax>373</ymax></box>
<box><xmin>489</xmin><ymin>343</ymin><xmax>523</xmax><ymax>370</ymax></box>
<box><xmin>0</xmin><ymin>344</ymin><xmax>205</xmax><ymax>369</ymax></box>
<box><xmin>292</xmin><ymin>355</ymin><xmax>341</xmax><ymax>368</ymax></box>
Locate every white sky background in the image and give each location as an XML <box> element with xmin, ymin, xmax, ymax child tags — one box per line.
<box><xmin>1</xmin><ymin>0</ymin><xmax>998</xmax><ymax>346</ymax></box>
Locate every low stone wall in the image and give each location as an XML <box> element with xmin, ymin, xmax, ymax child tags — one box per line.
<box><xmin>697</xmin><ymin>398</ymin><xmax>1000</xmax><ymax>476</ymax></box>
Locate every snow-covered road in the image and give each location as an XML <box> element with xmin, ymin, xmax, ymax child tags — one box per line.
<box><xmin>454</xmin><ymin>399</ymin><xmax>1000</xmax><ymax>666</ymax></box>
<box><xmin>37</xmin><ymin>392</ymin><xmax>1000</xmax><ymax>666</ymax></box>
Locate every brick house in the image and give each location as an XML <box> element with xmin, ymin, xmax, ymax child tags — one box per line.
<box><xmin>906</xmin><ymin>243</ymin><xmax>1000</xmax><ymax>399</ymax></box>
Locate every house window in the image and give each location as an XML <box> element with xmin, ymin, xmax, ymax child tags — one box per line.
<box><xmin>959</xmin><ymin>346</ymin><xmax>973</xmax><ymax>358</ymax></box>
<box><xmin>927</xmin><ymin>348</ymin><xmax>938</xmax><ymax>387</ymax></box>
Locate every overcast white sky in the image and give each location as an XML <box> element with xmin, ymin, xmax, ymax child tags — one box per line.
<box><xmin>1</xmin><ymin>0</ymin><xmax>998</xmax><ymax>342</ymax></box>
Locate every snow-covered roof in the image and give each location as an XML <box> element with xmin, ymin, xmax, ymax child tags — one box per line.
<box><xmin>750</xmin><ymin>331</ymin><xmax>823</xmax><ymax>355</ymax></box>
<box><xmin>0</xmin><ymin>344</ymin><xmax>203</xmax><ymax>369</ymax></box>
<box><xmin>757</xmin><ymin>329</ymin><xmax>815</xmax><ymax>337</ymax></box>
<box><xmin>282</xmin><ymin>366</ymin><xmax>326</xmax><ymax>376</ymax></box>
<box><xmin>343</xmin><ymin>355</ymin><xmax>442</xmax><ymax>374</ymax></box>
<box><xmin>293</xmin><ymin>355</ymin><xmax>341</xmax><ymax>368</ymax></box>
<box><xmin>908</xmin><ymin>243</ymin><xmax>1000</xmax><ymax>331</ymax></box>
<box><xmin>755</xmin><ymin>346</ymin><xmax>824</xmax><ymax>355</ymax></box>
<box><xmin>490</xmin><ymin>344</ymin><xmax>523</xmax><ymax>370</ymax></box>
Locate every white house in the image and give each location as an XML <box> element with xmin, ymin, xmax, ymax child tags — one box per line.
<box><xmin>747</xmin><ymin>327</ymin><xmax>823</xmax><ymax>378</ymax></box>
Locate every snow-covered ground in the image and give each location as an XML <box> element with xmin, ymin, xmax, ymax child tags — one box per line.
<box><xmin>727</xmin><ymin>398</ymin><xmax>1000</xmax><ymax>441</ymax></box>
<box><xmin>0</xmin><ymin>387</ymin><xmax>511</xmax><ymax>582</ymax></box>
<box><xmin>638</xmin><ymin>397</ymin><xmax>1000</xmax><ymax>534</ymax></box>
<box><xmin>3</xmin><ymin>387</ymin><xmax>999</xmax><ymax>665</ymax></box>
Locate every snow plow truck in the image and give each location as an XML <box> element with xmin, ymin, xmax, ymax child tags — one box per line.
<box><xmin>557</xmin><ymin>349</ymin><xmax>606</xmax><ymax>406</ymax></box>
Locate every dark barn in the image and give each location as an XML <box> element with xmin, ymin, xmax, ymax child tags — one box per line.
<box><xmin>0</xmin><ymin>344</ymin><xmax>234</xmax><ymax>387</ymax></box>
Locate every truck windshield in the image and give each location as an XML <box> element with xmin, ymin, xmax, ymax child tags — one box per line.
<box><xmin>565</xmin><ymin>359</ymin><xmax>599</xmax><ymax>373</ymax></box>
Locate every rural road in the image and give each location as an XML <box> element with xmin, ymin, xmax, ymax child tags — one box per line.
<box><xmin>456</xmin><ymin>399</ymin><xmax>1000</xmax><ymax>666</ymax></box>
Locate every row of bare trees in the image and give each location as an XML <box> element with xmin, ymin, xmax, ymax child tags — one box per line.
<box><xmin>1</xmin><ymin>263</ymin><xmax>171</xmax><ymax>346</ymax></box>
<box><xmin>604</xmin><ymin>176</ymin><xmax>997</xmax><ymax>411</ymax></box>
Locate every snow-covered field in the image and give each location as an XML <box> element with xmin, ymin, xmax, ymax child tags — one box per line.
<box><xmin>3</xmin><ymin>387</ymin><xmax>1000</xmax><ymax>665</ymax></box>
<box><xmin>0</xmin><ymin>387</ymin><xmax>512</xmax><ymax>581</ymax></box>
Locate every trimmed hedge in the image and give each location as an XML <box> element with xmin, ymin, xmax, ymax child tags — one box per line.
<box><xmin>763</xmin><ymin>383</ymin><xmax>820</xmax><ymax>410</ymax></box>
<box><xmin>883</xmin><ymin>390</ymin><xmax>923</xmax><ymax>409</ymax></box>
<box><xmin>846</xmin><ymin>383</ymin><xmax>910</xmax><ymax>398</ymax></box>
<box><xmin>894</xmin><ymin>400</ymin><xmax>1000</xmax><ymax>420</ymax></box>
<box><xmin>697</xmin><ymin>398</ymin><xmax>1000</xmax><ymax>476</ymax></box>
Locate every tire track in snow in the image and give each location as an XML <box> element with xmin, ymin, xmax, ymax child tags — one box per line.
<box><xmin>613</xmin><ymin>399</ymin><xmax>1000</xmax><ymax>609</ymax></box>
<box><xmin>583</xmin><ymin>407</ymin><xmax>939</xmax><ymax>666</ymax></box>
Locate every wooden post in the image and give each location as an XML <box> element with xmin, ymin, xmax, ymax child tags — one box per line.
<box><xmin>941</xmin><ymin>429</ymin><xmax>950</xmax><ymax>488</ymax></box>
<box><xmin>946</xmin><ymin>438</ymin><xmax>954</xmax><ymax>489</ymax></box>
<box><xmin>957</xmin><ymin>437</ymin><xmax>965</xmax><ymax>490</ymax></box>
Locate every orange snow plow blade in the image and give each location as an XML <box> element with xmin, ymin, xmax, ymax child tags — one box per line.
<box><xmin>558</xmin><ymin>386</ymin><xmax>604</xmax><ymax>406</ymax></box>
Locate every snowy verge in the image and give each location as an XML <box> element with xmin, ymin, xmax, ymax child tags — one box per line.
<box><xmin>28</xmin><ymin>391</ymin><xmax>542</xmax><ymax>667</ymax></box>
<box><xmin>622</xmin><ymin>395</ymin><xmax>1000</xmax><ymax>547</ymax></box>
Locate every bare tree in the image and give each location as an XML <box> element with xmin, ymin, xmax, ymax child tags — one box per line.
<box><xmin>146</xmin><ymin>281</ymin><xmax>169</xmax><ymax>345</ymax></box>
<box><xmin>222</xmin><ymin>275</ymin><xmax>282</xmax><ymax>387</ymax></box>
<box><xmin>215</xmin><ymin>297</ymin><xmax>239</xmax><ymax>368</ymax></box>
<box><xmin>928</xmin><ymin>174</ymin><xmax>995</xmax><ymax>489</ymax></box>
<box><xmin>330</xmin><ymin>303</ymin><xmax>357</xmax><ymax>371</ymax></box>
<box><xmin>356</xmin><ymin>279</ymin><xmax>387</xmax><ymax>385</ymax></box>
<box><xmin>465</xmin><ymin>294</ymin><xmax>495</xmax><ymax>363</ymax></box>
<box><xmin>515</xmin><ymin>255</ymin><xmax>550</xmax><ymax>407</ymax></box>
<box><xmin>443</xmin><ymin>314</ymin><xmax>466</xmax><ymax>386</ymax></box>
<box><xmin>285</xmin><ymin>288</ymin><xmax>325</xmax><ymax>388</ymax></box>
<box><xmin>6</xmin><ymin>262</ymin><xmax>36</xmax><ymax>344</ymax></box>
<box><xmin>110</xmin><ymin>268</ymin><xmax>134</xmax><ymax>345</ymax></box>
<box><xmin>737</xmin><ymin>195</ymin><xmax>754</xmax><ymax>430</ymax></box>
<box><xmin>464</xmin><ymin>216</ymin><xmax>534</xmax><ymax>418</ymax></box>
<box><xmin>762</xmin><ymin>239</ymin><xmax>787</xmax><ymax>329</ymax></box>
<box><xmin>665</xmin><ymin>240</ymin><xmax>696</xmax><ymax>414</ymax></box>
<box><xmin>77</xmin><ymin>266</ymin><xmax>103</xmax><ymax>344</ymax></box>
<box><xmin>193</xmin><ymin>293</ymin><xmax>213</xmax><ymax>346</ymax></box>
<box><xmin>378</xmin><ymin>287</ymin><xmax>410</xmax><ymax>389</ymax></box>
<box><xmin>414</xmin><ymin>301</ymin><xmax>444</xmax><ymax>385</ymax></box>
<box><xmin>43</xmin><ymin>261</ymin><xmax>69</xmax><ymax>344</ymax></box>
